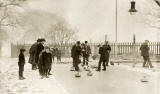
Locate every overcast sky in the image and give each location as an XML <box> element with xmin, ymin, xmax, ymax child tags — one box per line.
<box><xmin>28</xmin><ymin>0</ymin><xmax>160</xmax><ymax>42</ymax></box>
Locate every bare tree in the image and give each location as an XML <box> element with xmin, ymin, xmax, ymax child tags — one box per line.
<box><xmin>17</xmin><ymin>10</ymin><xmax>78</xmax><ymax>44</ymax></box>
<box><xmin>44</xmin><ymin>17</ymin><xmax>78</xmax><ymax>46</ymax></box>
<box><xmin>142</xmin><ymin>0</ymin><xmax>160</xmax><ymax>29</ymax></box>
<box><xmin>0</xmin><ymin>0</ymin><xmax>27</xmax><ymax>41</ymax></box>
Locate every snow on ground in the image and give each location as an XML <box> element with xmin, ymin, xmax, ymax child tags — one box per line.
<box><xmin>0</xmin><ymin>57</ymin><xmax>70</xmax><ymax>94</ymax></box>
<box><xmin>0</xmin><ymin>57</ymin><xmax>160</xmax><ymax>94</ymax></box>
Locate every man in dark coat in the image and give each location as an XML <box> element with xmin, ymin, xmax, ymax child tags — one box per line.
<box><xmin>28</xmin><ymin>39</ymin><xmax>41</xmax><ymax>70</ymax></box>
<box><xmin>18</xmin><ymin>48</ymin><xmax>26</xmax><ymax>80</ymax></box>
<box><xmin>72</xmin><ymin>41</ymin><xmax>82</xmax><ymax>71</ymax></box>
<box><xmin>96</xmin><ymin>41</ymin><xmax>111</xmax><ymax>71</ymax></box>
<box><xmin>71</xmin><ymin>43</ymin><xmax>77</xmax><ymax>69</ymax></box>
<box><xmin>34</xmin><ymin>38</ymin><xmax>45</xmax><ymax>69</ymax></box>
<box><xmin>140</xmin><ymin>40</ymin><xmax>153</xmax><ymax>68</ymax></box>
<box><xmin>82</xmin><ymin>41</ymin><xmax>91</xmax><ymax>66</ymax></box>
<box><xmin>39</xmin><ymin>46</ymin><xmax>52</xmax><ymax>79</ymax></box>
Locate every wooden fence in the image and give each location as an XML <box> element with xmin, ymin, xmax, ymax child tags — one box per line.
<box><xmin>11</xmin><ymin>42</ymin><xmax>160</xmax><ymax>58</ymax></box>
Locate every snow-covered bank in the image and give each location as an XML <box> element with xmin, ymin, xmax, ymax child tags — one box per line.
<box><xmin>0</xmin><ymin>57</ymin><xmax>70</xmax><ymax>94</ymax></box>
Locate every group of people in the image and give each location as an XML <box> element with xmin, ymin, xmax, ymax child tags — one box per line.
<box><xmin>51</xmin><ymin>47</ymin><xmax>62</xmax><ymax>63</ymax></box>
<box><xmin>18</xmin><ymin>38</ymin><xmax>57</xmax><ymax>80</ymax></box>
<box><xmin>71</xmin><ymin>41</ymin><xmax>111</xmax><ymax>72</ymax></box>
<box><xmin>70</xmin><ymin>39</ymin><xmax>153</xmax><ymax>73</ymax></box>
<box><xmin>71</xmin><ymin>41</ymin><xmax>91</xmax><ymax>71</ymax></box>
<box><xmin>18</xmin><ymin>38</ymin><xmax>153</xmax><ymax>80</ymax></box>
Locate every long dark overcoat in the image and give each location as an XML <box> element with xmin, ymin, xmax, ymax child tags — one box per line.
<box><xmin>39</xmin><ymin>51</ymin><xmax>52</xmax><ymax>69</ymax></box>
<box><xmin>140</xmin><ymin>43</ymin><xmax>150</xmax><ymax>56</ymax></box>
<box><xmin>28</xmin><ymin>42</ymin><xmax>38</xmax><ymax>64</ymax></box>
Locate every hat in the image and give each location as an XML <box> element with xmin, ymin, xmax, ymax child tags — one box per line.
<box><xmin>77</xmin><ymin>41</ymin><xmax>80</xmax><ymax>45</ymax></box>
<box><xmin>85</xmin><ymin>41</ymin><xmax>88</xmax><ymax>43</ymax></box>
<box><xmin>37</xmin><ymin>38</ymin><xmax>41</xmax><ymax>42</ymax></box>
<box><xmin>81</xmin><ymin>43</ymin><xmax>85</xmax><ymax>45</ymax></box>
<box><xmin>97</xmin><ymin>44</ymin><xmax>101</xmax><ymax>47</ymax></box>
<box><xmin>40</xmin><ymin>38</ymin><xmax>46</xmax><ymax>42</ymax></box>
<box><xmin>145</xmin><ymin>40</ymin><xmax>149</xmax><ymax>42</ymax></box>
<box><xmin>20</xmin><ymin>48</ymin><xmax>26</xmax><ymax>52</ymax></box>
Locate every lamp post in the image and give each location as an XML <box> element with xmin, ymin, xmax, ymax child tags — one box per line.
<box><xmin>115</xmin><ymin>0</ymin><xmax>137</xmax><ymax>42</ymax></box>
<box><xmin>128</xmin><ymin>0</ymin><xmax>137</xmax><ymax>43</ymax></box>
<box><xmin>115</xmin><ymin>0</ymin><xmax>137</xmax><ymax>56</ymax></box>
<box><xmin>128</xmin><ymin>0</ymin><xmax>137</xmax><ymax>64</ymax></box>
<box><xmin>115</xmin><ymin>0</ymin><xmax>118</xmax><ymax>42</ymax></box>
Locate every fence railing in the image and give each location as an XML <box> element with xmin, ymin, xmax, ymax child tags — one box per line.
<box><xmin>11</xmin><ymin>42</ymin><xmax>160</xmax><ymax>58</ymax></box>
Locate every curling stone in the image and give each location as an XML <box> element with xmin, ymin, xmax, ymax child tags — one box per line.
<box><xmin>84</xmin><ymin>65</ymin><xmax>89</xmax><ymax>71</ymax></box>
<box><xmin>110</xmin><ymin>61</ymin><xmax>114</xmax><ymax>66</ymax></box>
<box><xmin>84</xmin><ymin>65</ymin><xmax>87</xmax><ymax>69</ymax></box>
<box><xmin>70</xmin><ymin>67</ymin><xmax>75</xmax><ymax>71</ymax></box>
<box><xmin>141</xmin><ymin>76</ymin><xmax>148</xmax><ymax>82</ymax></box>
<box><xmin>85</xmin><ymin>67</ymin><xmax>90</xmax><ymax>71</ymax></box>
<box><xmin>87</xmin><ymin>71</ymin><xmax>93</xmax><ymax>76</ymax></box>
<box><xmin>75</xmin><ymin>72</ymin><xmax>81</xmax><ymax>77</ymax></box>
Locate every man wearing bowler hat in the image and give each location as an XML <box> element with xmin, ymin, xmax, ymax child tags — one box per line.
<box><xmin>29</xmin><ymin>39</ymin><xmax>41</xmax><ymax>70</ymax></box>
<box><xmin>34</xmin><ymin>38</ymin><xmax>46</xmax><ymax>69</ymax></box>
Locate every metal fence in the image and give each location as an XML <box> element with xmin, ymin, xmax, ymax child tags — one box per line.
<box><xmin>11</xmin><ymin>42</ymin><xmax>160</xmax><ymax>58</ymax></box>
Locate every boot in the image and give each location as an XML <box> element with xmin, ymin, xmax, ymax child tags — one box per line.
<box><xmin>46</xmin><ymin>75</ymin><xmax>49</xmax><ymax>78</ymax></box>
<box><xmin>19</xmin><ymin>76</ymin><xmax>23</xmax><ymax>80</ymax></box>
<box><xmin>41</xmin><ymin>75</ymin><xmax>45</xmax><ymax>79</ymax></box>
<box><xmin>22</xmin><ymin>77</ymin><xmax>26</xmax><ymax>79</ymax></box>
<box><xmin>48</xmin><ymin>73</ymin><xmax>52</xmax><ymax>75</ymax></box>
<box><xmin>96</xmin><ymin>68</ymin><xmax>101</xmax><ymax>71</ymax></box>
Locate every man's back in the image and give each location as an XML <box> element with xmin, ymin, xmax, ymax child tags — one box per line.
<box><xmin>29</xmin><ymin>42</ymin><xmax>38</xmax><ymax>54</ymax></box>
<box><xmin>140</xmin><ymin>43</ymin><xmax>150</xmax><ymax>56</ymax></box>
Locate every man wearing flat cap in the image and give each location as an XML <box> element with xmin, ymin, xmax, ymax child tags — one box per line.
<box><xmin>71</xmin><ymin>41</ymin><xmax>82</xmax><ymax>71</ymax></box>
<box><xmin>140</xmin><ymin>40</ymin><xmax>154</xmax><ymax>68</ymax></box>
<box><xmin>82</xmin><ymin>41</ymin><xmax>91</xmax><ymax>66</ymax></box>
<box><xmin>18</xmin><ymin>48</ymin><xmax>26</xmax><ymax>80</ymax></box>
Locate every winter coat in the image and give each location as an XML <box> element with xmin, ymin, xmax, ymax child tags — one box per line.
<box><xmin>28</xmin><ymin>42</ymin><xmax>38</xmax><ymax>64</ymax></box>
<box><xmin>39</xmin><ymin>51</ymin><xmax>52</xmax><ymax>69</ymax></box>
<box><xmin>99</xmin><ymin>44</ymin><xmax>111</xmax><ymax>60</ymax></box>
<box><xmin>34</xmin><ymin>43</ymin><xmax>44</xmax><ymax>64</ymax></box>
<box><xmin>71</xmin><ymin>44</ymin><xmax>82</xmax><ymax>58</ymax></box>
<box><xmin>140</xmin><ymin>43</ymin><xmax>150</xmax><ymax>56</ymax></box>
<box><xmin>71</xmin><ymin>45</ymin><xmax>76</xmax><ymax>58</ymax></box>
<box><xmin>82</xmin><ymin>45</ymin><xmax>91</xmax><ymax>57</ymax></box>
<box><xmin>18</xmin><ymin>53</ymin><xmax>25</xmax><ymax>66</ymax></box>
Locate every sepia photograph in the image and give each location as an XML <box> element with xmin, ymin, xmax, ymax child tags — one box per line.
<box><xmin>0</xmin><ymin>0</ymin><xmax>160</xmax><ymax>94</ymax></box>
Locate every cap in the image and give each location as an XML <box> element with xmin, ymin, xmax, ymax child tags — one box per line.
<box><xmin>85</xmin><ymin>41</ymin><xmax>88</xmax><ymax>43</ymax></box>
<box><xmin>37</xmin><ymin>38</ymin><xmax>41</xmax><ymax>42</ymax></box>
<box><xmin>20</xmin><ymin>48</ymin><xmax>26</xmax><ymax>52</ymax></box>
<box><xmin>41</xmin><ymin>38</ymin><xmax>46</xmax><ymax>42</ymax></box>
<box><xmin>77</xmin><ymin>41</ymin><xmax>80</xmax><ymax>45</ymax></box>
